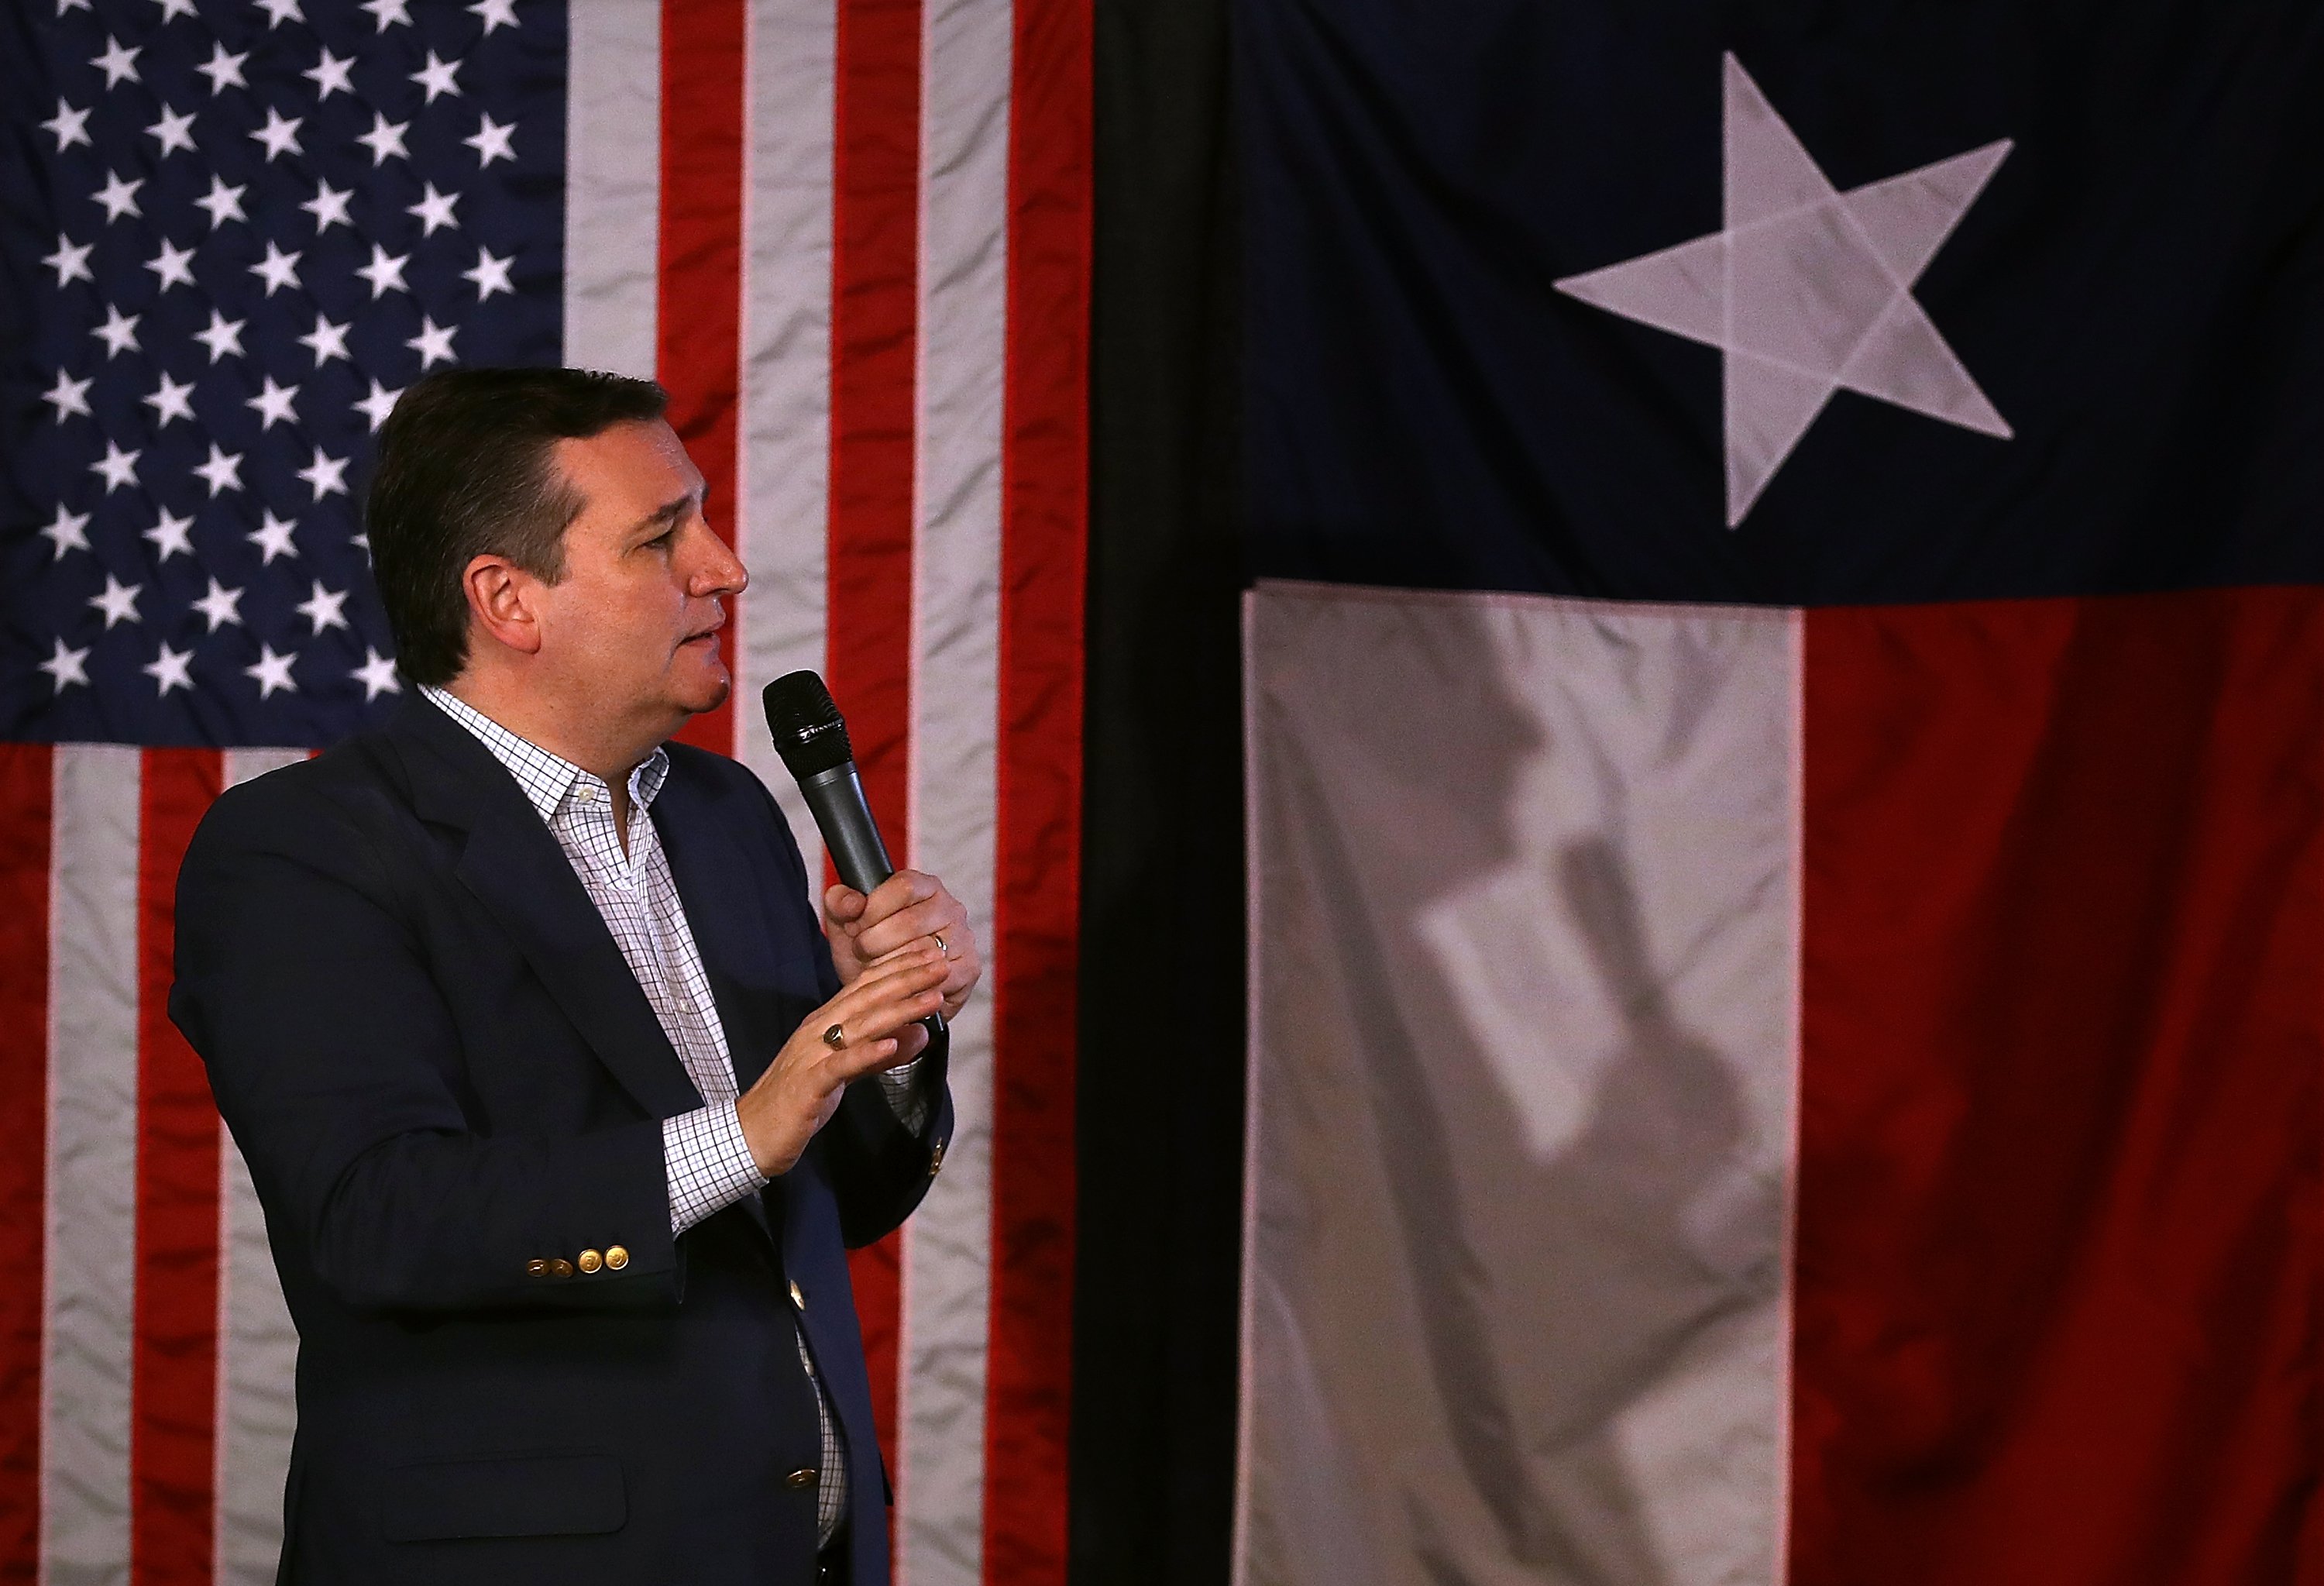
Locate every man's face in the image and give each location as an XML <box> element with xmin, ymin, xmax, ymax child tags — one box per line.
<box><xmin>530</xmin><ymin>418</ymin><xmax>747</xmax><ymax>738</ymax></box>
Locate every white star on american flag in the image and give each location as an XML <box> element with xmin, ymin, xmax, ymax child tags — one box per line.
<box><xmin>144</xmin><ymin>642</ymin><xmax>196</xmax><ymax>696</ymax></box>
<box><xmin>145</xmin><ymin>236</ymin><xmax>197</xmax><ymax>291</ymax></box>
<box><xmin>143</xmin><ymin>371</ymin><xmax>197</xmax><ymax>428</ymax></box>
<box><xmin>251</xmin><ymin>511</ymin><xmax>300</xmax><ymax>563</ymax></box>
<box><xmin>412</xmin><ymin>51</ymin><xmax>463</xmax><ymax>103</ymax></box>
<box><xmin>193</xmin><ymin>41</ymin><xmax>248</xmax><ymax>95</ymax></box>
<box><xmin>466</xmin><ymin>112</ymin><xmax>517</xmax><ymax>167</ymax></box>
<box><xmin>143</xmin><ymin>508</ymin><xmax>196</xmax><ymax>562</ymax></box>
<box><xmin>42</xmin><ymin>100</ymin><xmax>92</xmax><ymax>151</ymax></box>
<box><xmin>246</xmin><ymin>376</ymin><xmax>301</xmax><ymax>430</ymax></box>
<box><xmin>355</xmin><ymin>380</ymin><xmax>404</xmax><ymax>430</ymax></box>
<box><xmin>93</xmin><ymin>170</ymin><xmax>143</xmax><ymax>223</ymax></box>
<box><xmin>88</xmin><ymin>574</ymin><xmax>143</xmax><ymax>629</ymax></box>
<box><xmin>40</xmin><ymin>638</ymin><xmax>92</xmax><ymax>693</ymax></box>
<box><xmin>43</xmin><ymin>370</ymin><xmax>93</xmax><ymax>421</ymax></box>
<box><xmin>356</xmin><ymin>112</ymin><xmax>411</xmax><ymax>167</ymax></box>
<box><xmin>193</xmin><ymin>579</ymin><xmax>246</xmax><ymax>631</ymax></box>
<box><xmin>300</xmin><ymin>312</ymin><xmax>352</xmax><ymax>366</ymax></box>
<box><xmin>194</xmin><ymin>174</ymin><xmax>249</xmax><ymax>228</ymax></box>
<box><xmin>407</xmin><ymin>318</ymin><xmax>459</xmax><ymax>370</ymax></box>
<box><xmin>249</xmin><ymin>108</ymin><xmax>304</xmax><ymax>162</ymax></box>
<box><xmin>90</xmin><ymin>439</ymin><xmax>141</xmax><ymax>493</ymax></box>
<box><xmin>194</xmin><ymin>309</ymin><xmax>247</xmax><ymax>361</ymax></box>
<box><xmin>355</xmin><ymin>245</ymin><xmax>411</xmax><ymax>298</ymax></box>
<box><xmin>304</xmin><ymin>47</ymin><xmax>356</xmax><ymax>100</ymax></box>
<box><xmin>464</xmin><ymin>246</ymin><xmax>514</xmax><ymax>301</ymax></box>
<box><xmin>408</xmin><ymin>183</ymin><xmax>460</xmax><ymax>236</ymax></box>
<box><xmin>193</xmin><ymin>443</ymin><xmax>246</xmax><ymax>497</ymax></box>
<box><xmin>297</xmin><ymin>581</ymin><xmax>351</xmax><ymax>635</ymax></box>
<box><xmin>43</xmin><ymin>235</ymin><xmax>94</xmax><ymax>287</ymax></box>
<box><xmin>92</xmin><ymin>304</ymin><xmax>140</xmax><ymax>358</ymax></box>
<box><xmin>356</xmin><ymin>647</ymin><xmax>403</xmax><ymax>700</ymax></box>
<box><xmin>251</xmin><ymin>241</ymin><xmax>304</xmax><ymax>296</ymax></box>
<box><xmin>41</xmin><ymin>506</ymin><xmax>93</xmax><ymax>559</ymax></box>
<box><xmin>298</xmin><ymin>447</ymin><xmax>349</xmax><ymax>501</ymax></box>
<box><xmin>94</xmin><ymin>36</ymin><xmax>141</xmax><ymax>89</ymax></box>
<box><xmin>245</xmin><ymin>645</ymin><xmax>300</xmax><ymax>698</ymax></box>
<box><xmin>302</xmin><ymin>178</ymin><xmax>355</xmax><ymax>232</ymax></box>
<box><xmin>146</xmin><ymin>104</ymin><xmax>197</xmax><ymax>157</ymax></box>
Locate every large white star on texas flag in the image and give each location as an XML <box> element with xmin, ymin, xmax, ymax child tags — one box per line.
<box><xmin>1556</xmin><ymin>54</ymin><xmax>2013</xmax><ymax>526</ymax></box>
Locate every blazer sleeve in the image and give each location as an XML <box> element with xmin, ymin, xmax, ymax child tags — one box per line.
<box><xmin>170</xmin><ymin>775</ymin><xmax>680</xmax><ymax>1316</ymax></box>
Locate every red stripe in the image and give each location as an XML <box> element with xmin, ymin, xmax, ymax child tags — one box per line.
<box><xmin>1794</xmin><ymin>588</ymin><xmax>2324</xmax><ymax>1584</ymax></box>
<box><xmin>827</xmin><ymin>0</ymin><xmax>923</xmax><ymax>1488</ymax></box>
<box><xmin>0</xmin><ymin>750</ymin><xmax>53</xmax><ymax>1583</ymax></box>
<box><xmin>983</xmin><ymin>0</ymin><xmax>1092</xmax><ymax>1577</ymax></box>
<box><xmin>131</xmin><ymin>750</ymin><xmax>223</xmax><ymax>1586</ymax></box>
<box><xmin>659</xmin><ymin>0</ymin><xmax>748</xmax><ymax>759</ymax></box>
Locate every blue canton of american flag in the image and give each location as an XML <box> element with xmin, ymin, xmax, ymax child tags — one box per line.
<box><xmin>2</xmin><ymin>0</ymin><xmax>562</xmax><ymax>747</ymax></box>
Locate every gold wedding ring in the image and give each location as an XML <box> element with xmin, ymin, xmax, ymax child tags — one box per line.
<box><xmin>823</xmin><ymin>1024</ymin><xmax>846</xmax><ymax>1049</ymax></box>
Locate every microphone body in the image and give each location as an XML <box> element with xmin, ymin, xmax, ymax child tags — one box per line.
<box><xmin>796</xmin><ymin>762</ymin><xmax>896</xmax><ymax>897</ymax></box>
<box><xmin>763</xmin><ymin>671</ymin><xmax>945</xmax><ymax>1037</ymax></box>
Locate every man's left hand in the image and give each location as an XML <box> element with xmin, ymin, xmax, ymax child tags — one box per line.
<box><xmin>825</xmin><ymin>870</ymin><xmax>982</xmax><ymax>1031</ymax></box>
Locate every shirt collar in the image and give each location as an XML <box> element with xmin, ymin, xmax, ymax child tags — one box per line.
<box><xmin>421</xmin><ymin>684</ymin><xmax>669</xmax><ymax>822</ymax></box>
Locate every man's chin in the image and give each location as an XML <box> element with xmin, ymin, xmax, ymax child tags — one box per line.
<box><xmin>671</xmin><ymin>659</ymin><xmax>733</xmax><ymax>718</ymax></box>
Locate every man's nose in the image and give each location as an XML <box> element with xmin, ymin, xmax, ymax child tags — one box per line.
<box><xmin>687</xmin><ymin>528</ymin><xmax>749</xmax><ymax>597</ymax></box>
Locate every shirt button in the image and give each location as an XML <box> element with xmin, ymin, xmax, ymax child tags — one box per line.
<box><xmin>783</xmin><ymin>1468</ymin><xmax>819</xmax><ymax>1490</ymax></box>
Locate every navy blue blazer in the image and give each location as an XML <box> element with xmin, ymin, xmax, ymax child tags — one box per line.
<box><xmin>169</xmin><ymin>694</ymin><xmax>950</xmax><ymax>1586</ymax></box>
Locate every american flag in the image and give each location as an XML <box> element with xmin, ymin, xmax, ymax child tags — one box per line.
<box><xmin>0</xmin><ymin>0</ymin><xmax>1087</xmax><ymax>1581</ymax></box>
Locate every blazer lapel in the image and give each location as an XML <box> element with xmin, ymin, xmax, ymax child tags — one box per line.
<box><xmin>386</xmin><ymin>697</ymin><xmax>706</xmax><ymax>1121</ymax></box>
<box><xmin>654</xmin><ymin>767</ymin><xmax>796</xmax><ymax>1096</ymax></box>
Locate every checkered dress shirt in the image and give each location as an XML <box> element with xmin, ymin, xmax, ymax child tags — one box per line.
<box><xmin>425</xmin><ymin>686</ymin><xmax>884</xmax><ymax>1545</ymax></box>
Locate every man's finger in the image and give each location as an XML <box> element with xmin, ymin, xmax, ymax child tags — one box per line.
<box><xmin>854</xmin><ymin>869</ymin><xmax>941</xmax><ymax>931</ymax></box>
<box><xmin>833</xmin><ymin>944</ymin><xmax>947</xmax><ymax>1001</ymax></box>
<box><xmin>822</xmin><ymin>985</ymin><xmax>947</xmax><ymax>1071</ymax></box>
<box><xmin>823</xmin><ymin>884</ymin><xmax>868</xmax><ymax>924</ymax></box>
<box><xmin>855</xmin><ymin>898</ymin><xmax>968</xmax><ymax>962</ymax></box>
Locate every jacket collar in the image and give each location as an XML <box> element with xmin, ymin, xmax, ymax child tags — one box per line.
<box><xmin>381</xmin><ymin>694</ymin><xmax>706</xmax><ymax>1120</ymax></box>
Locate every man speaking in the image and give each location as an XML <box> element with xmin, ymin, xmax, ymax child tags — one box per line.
<box><xmin>169</xmin><ymin>366</ymin><xmax>978</xmax><ymax>1585</ymax></box>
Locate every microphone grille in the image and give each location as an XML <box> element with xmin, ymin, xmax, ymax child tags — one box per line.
<box><xmin>762</xmin><ymin>671</ymin><xmax>855</xmax><ymax>779</ymax></box>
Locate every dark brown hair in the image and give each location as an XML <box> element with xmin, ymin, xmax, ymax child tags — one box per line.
<box><xmin>366</xmin><ymin>366</ymin><xmax>669</xmax><ymax>686</ymax></box>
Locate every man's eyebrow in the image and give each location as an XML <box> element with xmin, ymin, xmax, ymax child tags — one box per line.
<box><xmin>629</xmin><ymin>492</ymin><xmax>699</xmax><ymax>537</ymax></box>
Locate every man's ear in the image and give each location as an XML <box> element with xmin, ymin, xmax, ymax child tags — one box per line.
<box><xmin>460</xmin><ymin>554</ymin><xmax>545</xmax><ymax>658</ymax></box>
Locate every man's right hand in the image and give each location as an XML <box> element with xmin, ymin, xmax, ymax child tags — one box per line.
<box><xmin>736</xmin><ymin>941</ymin><xmax>950</xmax><ymax>1178</ymax></box>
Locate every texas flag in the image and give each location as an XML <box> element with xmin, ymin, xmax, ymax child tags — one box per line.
<box><xmin>1233</xmin><ymin>7</ymin><xmax>2324</xmax><ymax>1584</ymax></box>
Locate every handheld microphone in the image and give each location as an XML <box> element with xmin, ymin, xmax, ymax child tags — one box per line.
<box><xmin>763</xmin><ymin>670</ymin><xmax>944</xmax><ymax>1036</ymax></box>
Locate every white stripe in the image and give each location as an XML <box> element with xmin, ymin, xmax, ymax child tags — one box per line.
<box><xmin>899</xmin><ymin>0</ymin><xmax>1012</xmax><ymax>1578</ymax></box>
<box><xmin>563</xmin><ymin>0</ymin><xmax>662</xmax><ymax>378</ymax></box>
<box><xmin>1237</xmin><ymin>585</ymin><xmax>1801</xmax><ymax>1586</ymax></box>
<box><xmin>212</xmin><ymin>751</ymin><xmax>306</xmax><ymax>1585</ymax></box>
<box><xmin>42</xmin><ymin>745</ymin><xmax>141</xmax><ymax>1586</ymax></box>
<box><xmin>1769</xmin><ymin>618</ymin><xmax>1806</xmax><ymax>1586</ymax></box>
<box><xmin>735</xmin><ymin>0</ymin><xmax>838</xmax><ymax>890</ymax></box>
<box><xmin>1230</xmin><ymin>594</ymin><xmax>1263</xmax><ymax>1586</ymax></box>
